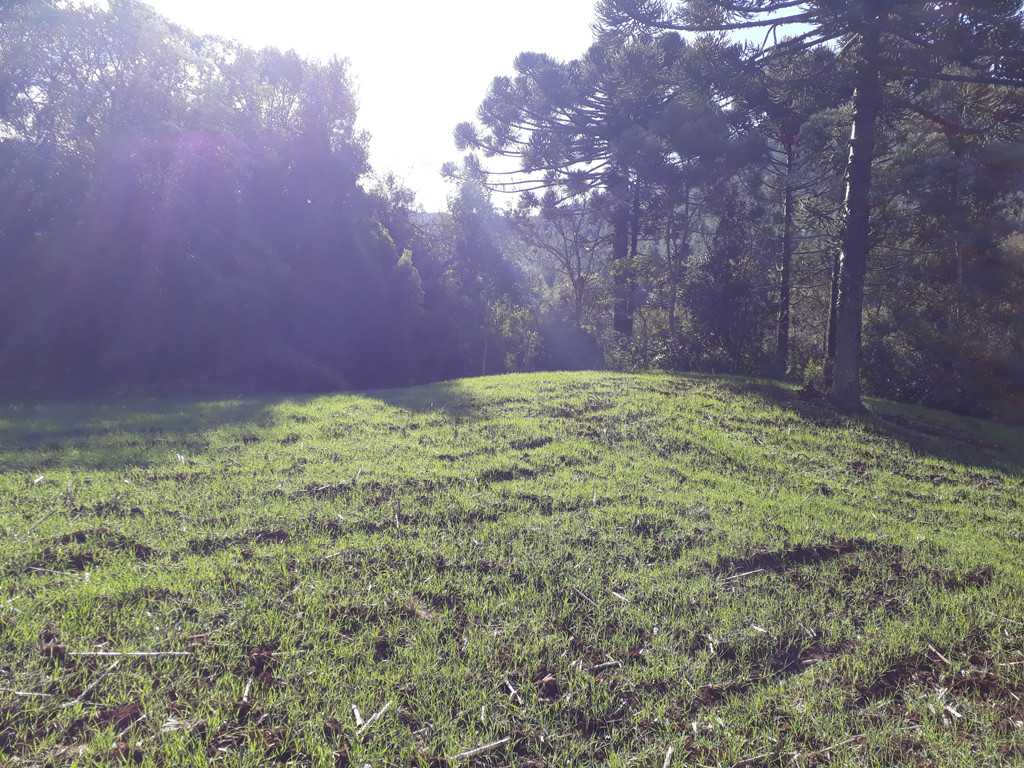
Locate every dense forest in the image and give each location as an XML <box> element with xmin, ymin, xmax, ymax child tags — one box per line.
<box><xmin>3</xmin><ymin>0</ymin><xmax>1024</xmax><ymax>420</ymax></box>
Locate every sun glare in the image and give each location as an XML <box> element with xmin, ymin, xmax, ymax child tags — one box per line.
<box><xmin>140</xmin><ymin>0</ymin><xmax>599</xmax><ymax>210</ymax></box>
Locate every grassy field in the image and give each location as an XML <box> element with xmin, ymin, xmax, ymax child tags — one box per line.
<box><xmin>2</xmin><ymin>371</ymin><xmax>1023</xmax><ymax>767</ymax></box>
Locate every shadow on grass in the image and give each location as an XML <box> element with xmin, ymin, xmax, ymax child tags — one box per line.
<box><xmin>0</xmin><ymin>377</ymin><xmax>516</xmax><ymax>473</ymax></box>
<box><xmin>0</xmin><ymin>397</ymin><xmax>277</xmax><ymax>472</ymax></box>
<box><xmin>722</xmin><ymin>377</ymin><xmax>1024</xmax><ymax>478</ymax></box>
<box><xmin>362</xmin><ymin>372</ymin><xmax>1024</xmax><ymax>477</ymax></box>
<box><xmin>357</xmin><ymin>379</ymin><xmax>494</xmax><ymax>418</ymax></box>
<box><xmin>2</xmin><ymin>372</ymin><xmax>1021</xmax><ymax>477</ymax></box>
<box><xmin>362</xmin><ymin>371</ymin><xmax>630</xmax><ymax>419</ymax></box>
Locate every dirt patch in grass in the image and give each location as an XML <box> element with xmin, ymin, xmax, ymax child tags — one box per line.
<box><xmin>46</xmin><ymin>528</ymin><xmax>152</xmax><ymax>553</ymax></box>
<box><xmin>479</xmin><ymin>466</ymin><xmax>538</xmax><ymax>484</ymax></box>
<box><xmin>20</xmin><ymin>528</ymin><xmax>155</xmax><ymax>573</ymax></box>
<box><xmin>925</xmin><ymin>565</ymin><xmax>993</xmax><ymax>590</ymax></box>
<box><xmin>850</xmin><ymin>636</ymin><xmax>1024</xmax><ymax>738</ymax></box>
<box><xmin>42</xmin><ymin>701</ymin><xmax>147</xmax><ymax>748</ymax></box>
<box><xmin>509</xmin><ymin>436</ymin><xmax>554</xmax><ymax>451</ymax></box>
<box><xmin>631</xmin><ymin>513</ymin><xmax>675</xmax><ymax>537</ymax></box>
<box><xmin>503</xmin><ymin>492</ymin><xmax>577</xmax><ymax>516</ymax></box>
<box><xmin>186</xmin><ymin>528</ymin><xmax>290</xmax><ymax>555</ymax></box>
<box><xmin>741</xmin><ymin>638</ymin><xmax>859</xmax><ymax>683</ymax></box>
<box><xmin>657</xmin><ymin>637</ymin><xmax>862</xmax><ymax>725</ymax></box>
<box><xmin>646</xmin><ymin>531</ymin><xmax>714</xmax><ymax>562</ymax></box>
<box><xmin>712</xmin><ymin>538</ymin><xmax>882</xmax><ymax>576</ymax></box>
<box><xmin>293</xmin><ymin>481</ymin><xmax>351</xmax><ymax>501</ymax></box>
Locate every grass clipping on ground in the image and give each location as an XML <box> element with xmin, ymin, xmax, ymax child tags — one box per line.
<box><xmin>2</xmin><ymin>371</ymin><xmax>1024</xmax><ymax>767</ymax></box>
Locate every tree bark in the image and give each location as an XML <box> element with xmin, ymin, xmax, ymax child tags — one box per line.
<box><xmin>830</xmin><ymin>25</ymin><xmax>882</xmax><ymax>410</ymax></box>
<box><xmin>826</xmin><ymin>244</ymin><xmax>840</xmax><ymax>363</ymax></box>
<box><xmin>776</xmin><ymin>144</ymin><xmax>795</xmax><ymax>378</ymax></box>
<box><xmin>667</xmin><ymin>217</ymin><xmax>678</xmax><ymax>338</ymax></box>
<box><xmin>611</xmin><ymin>203</ymin><xmax>631</xmax><ymax>335</ymax></box>
<box><xmin>623</xmin><ymin>179</ymin><xmax>642</xmax><ymax>334</ymax></box>
<box><xmin>573</xmin><ymin>275</ymin><xmax>585</xmax><ymax>329</ymax></box>
<box><xmin>610</xmin><ymin>173</ymin><xmax>633</xmax><ymax>335</ymax></box>
<box><xmin>824</xmin><ymin>241</ymin><xmax>841</xmax><ymax>389</ymax></box>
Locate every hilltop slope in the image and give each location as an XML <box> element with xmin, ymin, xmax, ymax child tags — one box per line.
<box><xmin>2</xmin><ymin>372</ymin><xmax>1023</xmax><ymax>766</ymax></box>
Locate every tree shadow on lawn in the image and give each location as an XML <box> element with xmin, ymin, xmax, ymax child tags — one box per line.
<box><xmin>359</xmin><ymin>376</ymin><xmax>547</xmax><ymax>422</ymax></box>
<box><xmin>364</xmin><ymin>371</ymin><xmax>1024</xmax><ymax>477</ymax></box>
<box><xmin>4</xmin><ymin>371</ymin><xmax>1019</xmax><ymax>477</ymax></box>
<box><xmin>0</xmin><ymin>397</ymin><xmax>275</xmax><ymax>472</ymax></box>
<box><xmin>727</xmin><ymin>377</ymin><xmax>1024</xmax><ymax>478</ymax></box>
<box><xmin>0</xmin><ymin>376</ymin><xmax>524</xmax><ymax>473</ymax></box>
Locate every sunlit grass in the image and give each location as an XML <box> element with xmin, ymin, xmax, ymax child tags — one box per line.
<box><xmin>2</xmin><ymin>371</ymin><xmax>1023</xmax><ymax>766</ymax></box>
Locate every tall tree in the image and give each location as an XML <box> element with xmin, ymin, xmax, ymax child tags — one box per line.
<box><xmin>0</xmin><ymin>0</ymin><xmax>419</xmax><ymax>394</ymax></box>
<box><xmin>735</xmin><ymin>46</ymin><xmax>843</xmax><ymax>376</ymax></box>
<box><xmin>455</xmin><ymin>49</ymin><xmax>621</xmax><ymax>333</ymax></box>
<box><xmin>601</xmin><ymin>0</ymin><xmax>1024</xmax><ymax>408</ymax></box>
<box><xmin>456</xmin><ymin>29</ymin><xmax>753</xmax><ymax>341</ymax></box>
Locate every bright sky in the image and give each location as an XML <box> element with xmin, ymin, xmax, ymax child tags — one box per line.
<box><xmin>142</xmin><ymin>0</ymin><xmax>601</xmax><ymax>211</ymax></box>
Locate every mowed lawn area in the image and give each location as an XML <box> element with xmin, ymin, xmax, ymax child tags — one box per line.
<box><xmin>2</xmin><ymin>371</ymin><xmax>1023</xmax><ymax>767</ymax></box>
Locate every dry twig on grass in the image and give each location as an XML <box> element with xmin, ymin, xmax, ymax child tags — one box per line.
<box><xmin>356</xmin><ymin>700</ymin><xmax>392</xmax><ymax>735</ymax></box>
<box><xmin>68</xmin><ymin>651</ymin><xmax>191</xmax><ymax>657</ymax></box>
<box><xmin>449</xmin><ymin>737</ymin><xmax>510</xmax><ymax>761</ymax></box>
<box><xmin>720</xmin><ymin>569</ymin><xmax>765</xmax><ymax>583</ymax></box>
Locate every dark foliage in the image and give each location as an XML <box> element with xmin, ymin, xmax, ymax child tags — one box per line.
<box><xmin>0</xmin><ymin>1</ymin><xmax>587</xmax><ymax>398</ymax></box>
<box><xmin>4</xmin><ymin>0</ymin><xmax>1024</xmax><ymax>423</ymax></box>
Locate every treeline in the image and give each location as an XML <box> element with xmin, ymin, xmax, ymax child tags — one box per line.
<box><xmin>0</xmin><ymin>0</ymin><xmax>582</xmax><ymax>397</ymax></box>
<box><xmin>456</xmin><ymin>0</ymin><xmax>1024</xmax><ymax>419</ymax></box>
<box><xmin>3</xmin><ymin>1</ymin><xmax>1024</xmax><ymax>421</ymax></box>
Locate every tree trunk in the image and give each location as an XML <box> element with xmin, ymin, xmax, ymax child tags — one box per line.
<box><xmin>667</xmin><ymin>224</ymin><xmax>678</xmax><ymax>338</ymax></box>
<box><xmin>610</xmin><ymin>173</ymin><xmax>632</xmax><ymax>335</ymax></box>
<box><xmin>830</xmin><ymin>26</ymin><xmax>882</xmax><ymax>410</ymax></box>
<box><xmin>574</xmin><ymin>277</ymin><xmax>585</xmax><ymax>330</ymax></box>
<box><xmin>639</xmin><ymin>307</ymin><xmax>649</xmax><ymax>367</ymax></box>
<box><xmin>668</xmin><ymin>196</ymin><xmax>692</xmax><ymax>340</ymax></box>
<box><xmin>826</xmin><ymin>245</ymin><xmax>840</xmax><ymax>364</ymax></box>
<box><xmin>611</xmin><ymin>206</ymin><xmax>631</xmax><ymax>335</ymax></box>
<box><xmin>776</xmin><ymin>145</ymin><xmax>795</xmax><ymax>378</ymax></box>
<box><xmin>625</xmin><ymin>180</ymin><xmax>642</xmax><ymax>333</ymax></box>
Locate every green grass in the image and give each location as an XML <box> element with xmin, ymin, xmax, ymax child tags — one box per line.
<box><xmin>2</xmin><ymin>370</ymin><xmax>1023</xmax><ymax>767</ymax></box>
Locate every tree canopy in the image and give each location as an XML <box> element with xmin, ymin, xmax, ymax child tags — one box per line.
<box><xmin>3</xmin><ymin>0</ymin><xmax>1024</xmax><ymax>421</ymax></box>
<box><xmin>594</xmin><ymin>0</ymin><xmax>1024</xmax><ymax>408</ymax></box>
